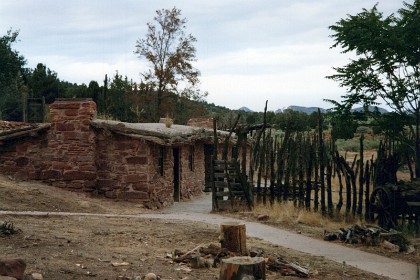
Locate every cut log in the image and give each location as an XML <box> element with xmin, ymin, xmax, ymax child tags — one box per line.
<box><xmin>220</xmin><ymin>222</ymin><xmax>247</xmax><ymax>255</ymax></box>
<box><xmin>220</xmin><ymin>256</ymin><xmax>265</xmax><ymax>280</ymax></box>
<box><xmin>267</xmin><ymin>257</ymin><xmax>309</xmax><ymax>277</ymax></box>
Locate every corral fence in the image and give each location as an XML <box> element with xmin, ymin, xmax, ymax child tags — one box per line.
<box><xmin>213</xmin><ymin>107</ymin><xmax>419</xmax><ymax>230</ymax></box>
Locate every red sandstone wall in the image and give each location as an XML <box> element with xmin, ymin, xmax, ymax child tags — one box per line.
<box><xmin>95</xmin><ymin>132</ymin><xmax>166</xmax><ymax>206</ymax></box>
<box><xmin>41</xmin><ymin>99</ymin><xmax>97</xmax><ymax>191</ymax></box>
<box><xmin>0</xmin><ymin>98</ymin><xmax>210</xmax><ymax>208</ymax></box>
<box><xmin>0</xmin><ymin>98</ymin><xmax>97</xmax><ymax>190</ymax></box>
<box><xmin>179</xmin><ymin>143</ymin><xmax>205</xmax><ymax>200</ymax></box>
<box><xmin>187</xmin><ymin>118</ymin><xmax>213</xmax><ymax>129</ymax></box>
<box><xmin>94</xmin><ymin>137</ymin><xmax>207</xmax><ymax>208</ymax></box>
<box><xmin>0</xmin><ymin>133</ymin><xmax>49</xmax><ymax>180</ymax></box>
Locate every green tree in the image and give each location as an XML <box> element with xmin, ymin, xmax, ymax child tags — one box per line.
<box><xmin>134</xmin><ymin>7</ymin><xmax>206</xmax><ymax>121</ymax></box>
<box><xmin>276</xmin><ymin>109</ymin><xmax>310</xmax><ymax>132</ymax></box>
<box><xmin>30</xmin><ymin>63</ymin><xmax>63</xmax><ymax>103</ymax></box>
<box><xmin>108</xmin><ymin>71</ymin><xmax>133</xmax><ymax>122</ymax></box>
<box><xmin>88</xmin><ymin>80</ymin><xmax>100</xmax><ymax>104</ymax></box>
<box><xmin>327</xmin><ymin>1</ymin><xmax>420</xmax><ymax>178</ymax></box>
<box><xmin>0</xmin><ymin>29</ymin><xmax>26</xmax><ymax>120</ymax></box>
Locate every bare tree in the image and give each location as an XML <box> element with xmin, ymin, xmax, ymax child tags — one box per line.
<box><xmin>135</xmin><ymin>7</ymin><xmax>205</xmax><ymax>121</ymax></box>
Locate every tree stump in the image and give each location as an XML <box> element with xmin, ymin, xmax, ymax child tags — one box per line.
<box><xmin>220</xmin><ymin>256</ymin><xmax>265</xmax><ymax>280</ymax></box>
<box><xmin>220</xmin><ymin>222</ymin><xmax>247</xmax><ymax>255</ymax></box>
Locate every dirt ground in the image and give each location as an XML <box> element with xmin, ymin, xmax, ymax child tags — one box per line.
<box><xmin>0</xmin><ymin>175</ymin><xmax>406</xmax><ymax>279</ymax></box>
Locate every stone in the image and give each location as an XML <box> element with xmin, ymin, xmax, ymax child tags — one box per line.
<box><xmin>126</xmin><ymin>156</ymin><xmax>148</xmax><ymax>165</ymax></box>
<box><xmin>0</xmin><ymin>259</ymin><xmax>26</xmax><ymax>280</ymax></box>
<box><xmin>63</xmin><ymin>170</ymin><xmax>96</xmax><ymax>181</ymax></box>
<box><xmin>0</xmin><ymin>276</ymin><xmax>17</xmax><ymax>280</ymax></box>
<box><xmin>40</xmin><ymin>169</ymin><xmax>62</xmax><ymax>180</ymax></box>
<box><xmin>15</xmin><ymin>157</ymin><xmax>29</xmax><ymax>167</ymax></box>
<box><xmin>257</xmin><ymin>214</ymin><xmax>269</xmax><ymax>221</ymax></box>
<box><xmin>143</xmin><ymin>273</ymin><xmax>157</xmax><ymax>280</ymax></box>
<box><xmin>123</xmin><ymin>174</ymin><xmax>148</xmax><ymax>183</ymax></box>
<box><xmin>30</xmin><ymin>272</ymin><xmax>43</xmax><ymax>280</ymax></box>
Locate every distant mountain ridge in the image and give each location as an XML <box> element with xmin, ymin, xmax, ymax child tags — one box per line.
<box><xmin>286</xmin><ymin>106</ymin><xmax>326</xmax><ymax>114</ymax></box>
<box><xmin>350</xmin><ymin>106</ymin><xmax>388</xmax><ymax>114</ymax></box>
<box><xmin>236</xmin><ymin>105</ymin><xmax>388</xmax><ymax>114</ymax></box>
<box><xmin>238</xmin><ymin>106</ymin><xmax>254</xmax><ymax>112</ymax></box>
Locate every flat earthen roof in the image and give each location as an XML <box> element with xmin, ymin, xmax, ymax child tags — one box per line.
<box><xmin>0</xmin><ymin>121</ymin><xmax>50</xmax><ymax>142</ymax></box>
<box><xmin>91</xmin><ymin>119</ymin><xmax>232</xmax><ymax>146</ymax></box>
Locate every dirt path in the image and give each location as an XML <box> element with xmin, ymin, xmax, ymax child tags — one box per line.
<box><xmin>2</xmin><ymin>192</ymin><xmax>418</xmax><ymax>280</ymax></box>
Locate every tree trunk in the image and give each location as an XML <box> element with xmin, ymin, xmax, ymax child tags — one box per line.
<box><xmin>220</xmin><ymin>222</ymin><xmax>247</xmax><ymax>255</ymax></box>
<box><xmin>415</xmin><ymin>100</ymin><xmax>420</xmax><ymax>178</ymax></box>
<box><xmin>318</xmin><ymin>109</ymin><xmax>326</xmax><ymax>216</ymax></box>
<box><xmin>220</xmin><ymin>256</ymin><xmax>265</xmax><ymax>280</ymax></box>
<box><xmin>357</xmin><ymin>134</ymin><xmax>364</xmax><ymax>218</ymax></box>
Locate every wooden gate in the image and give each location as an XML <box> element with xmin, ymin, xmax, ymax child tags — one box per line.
<box><xmin>211</xmin><ymin>159</ymin><xmax>252</xmax><ymax>211</ymax></box>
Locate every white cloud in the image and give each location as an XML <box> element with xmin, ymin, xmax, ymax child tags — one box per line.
<box><xmin>1</xmin><ymin>0</ymin><xmax>404</xmax><ymax>111</ymax></box>
<box><xmin>28</xmin><ymin>55</ymin><xmax>147</xmax><ymax>85</ymax></box>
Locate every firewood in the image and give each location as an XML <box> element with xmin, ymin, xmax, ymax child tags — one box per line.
<box><xmin>220</xmin><ymin>222</ymin><xmax>247</xmax><ymax>255</ymax></box>
<box><xmin>219</xmin><ymin>256</ymin><xmax>265</xmax><ymax>280</ymax></box>
<box><xmin>267</xmin><ymin>257</ymin><xmax>309</xmax><ymax>277</ymax></box>
<box><xmin>174</xmin><ymin>244</ymin><xmax>203</xmax><ymax>263</ymax></box>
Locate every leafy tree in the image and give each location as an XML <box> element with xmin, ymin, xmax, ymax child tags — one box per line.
<box><xmin>30</xmin><ymin>63</ymin><xmax>63</xmax><ymax>103</ymax></box>
<box><xmin>88</xmin><ymin>80</ymin><xmax>100</xmax><ymax>104</ymax></box>
<box><xmin>275</xmin><ymin>109</ymin><xmax>310</xmax><ymax>132</ymax></box>
<box><xmin>330</xmin><ymin>112</ymin><xmax>356</xmax><ymax>140</ymax></box>
<box><xmin>327</xmin><ymin>1</ymin><xmax>420</xmax><ymax>178</ymax></box>
<box><xmin>0</xmin><ymin>29</ymin><xmax>26</xmax><ymax>120</ymax></box>
<box><xmin>107</xmin><ymin>71</ymin><xmax>133</xmax><ymax>122</ymax></box>
<box><xmin>134</xmin><ymin>7</ymin><xmax>206</xmax><ymax>121</ymax></box>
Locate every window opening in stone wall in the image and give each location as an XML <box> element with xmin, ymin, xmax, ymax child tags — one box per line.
<box><xmin>158</xmin><ymin>147</ymin><xmax>165</xmax><ymax>176</ymax></box>
<box><xmin>188</xmin><ymin>146</ymin><xmax>194</xmax><ymax>171</ymax></box>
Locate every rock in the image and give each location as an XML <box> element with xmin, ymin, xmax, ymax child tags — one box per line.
<box><xmin>0</xmin><ymin>259</ymin><xmax>26</xmax><ymax>280</ymax></box>
<box><xmin>257</xmin><ymin>214</ymin><xmax>269</xmax><ymax>221</ymax></box>
<box><xmin>143</xmin><ymin>273</ymin><xmax>157</xmax><ymax>280</ymax></box>
<box><xmin>382</xmin><ymin>240</ymin><xmax>400</xmax><ymax>252</ymax></box>
<box><xmin>111</xmin><ymin>262</ymin><xmax>130</xmax><ymax>267</ymax></box>
<box><xmin>249</xmin><ymin>247</ymin><xmax>264</xmax><ymax>257</ymax></box>
<box><xmin>0</xmin><ymin>276</ymin><xmax>17</xmax><ymax>280</ymax></box>
<box><xmin>324</xmin><ymin>231</ymin><xmax>338</xmax><ymax>241</ymax></box>
<box><xmin>30</xmin><ymin>273</ymin><xmax>43</xmax><ymax>280</ymax></box>
<box><xmin>189</xmin><ymin>256</ymin><xmax>210</xmax><ymax>269</ymax></box>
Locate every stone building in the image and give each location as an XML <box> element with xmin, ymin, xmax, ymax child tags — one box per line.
<box><xmin>0</xmin><ymin>98</ymin><xmax>232</xmax><ymax>208</ymax></box>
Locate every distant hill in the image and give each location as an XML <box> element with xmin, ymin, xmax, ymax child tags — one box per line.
<box><xmin>351</xmin><ymin>106</ymin><xmax>388</xmax><ymax>114</ymax></box>
<box><xmin>286</xmin><ymin>106</ymin><xmax>326</xmax><ymax>114</ymax></box>
<box><xmin>238</xmin><ymin>106</ymin><xmax>254</xmax><ymax>112</ymax></box>
<box><xmin>279</xmin><ymin>105</ymin><xmax>388</xmax><ymax>114</ymax></box>
<box><xmin>275</xmin><ymin>109</ymin><xmax>282</xmax><ymax>114</ymax></box>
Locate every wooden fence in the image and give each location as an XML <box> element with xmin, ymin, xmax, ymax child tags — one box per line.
<box><xmin>215</xmin><ymin>109</ymin><xmax>419</xmax><ymax>229</ymax></box>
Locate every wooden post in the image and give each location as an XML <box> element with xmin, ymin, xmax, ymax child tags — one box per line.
<box><xmin>220</xmin><ymin>222</ymin><xmax>247</xmax><ymax>255</ymax></box>
<box><xmin>220</xmin><ymin>256</ymin><xmax>265</xmax><ymax>280</ymax></box>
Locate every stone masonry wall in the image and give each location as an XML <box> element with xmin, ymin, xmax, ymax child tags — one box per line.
<box><xmin>179</xmin><ymin>143</ymin><xmax>205</xmax><ymax>200</ymax></box>
<box><xmin>187</xmin><ymin>118</ymin><xmax>213</xmax><ymax>129</ymax></box>
<box><xmin>95</xmin><ymin>131</ymin><xmax>157</xmax><ymax>205</ymax></box>
<box><xmin>0</xmin><ymin>98</ymin><xmax>208</xmax><ymax>208</ymax></box>
<box><xmin>0</xmin><ymin>132</ymin><xmax>49</xmax><ymax>180</ymax></box>
<box><xmin>42</xmin><ymin>99</ymin><xmax>97</xmax><ymax>191</ymax></box>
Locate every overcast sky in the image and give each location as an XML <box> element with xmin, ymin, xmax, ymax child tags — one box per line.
<box><xmin>0</xmin><ymin>0</ymin><xmax>404</xmax><ymax>111</ymax></box>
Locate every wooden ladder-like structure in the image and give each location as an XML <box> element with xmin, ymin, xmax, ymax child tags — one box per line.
<box><xmin>212</xmin><ymin>159</ymin><xmax>252</xmax><ymax>211</ymax></box>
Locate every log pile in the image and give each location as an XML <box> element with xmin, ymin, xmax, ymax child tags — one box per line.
<box><xmin>170</xmin><ymin>244</ymin><xmax>310</xmax><ymax>277</ymax></box>
<box><xmin>324</xmin><ymin>224</ymin><xmax>411</xmax><ymax>252</ymax></box>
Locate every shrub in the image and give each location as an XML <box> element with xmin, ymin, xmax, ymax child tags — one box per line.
<box><xmin>336</xmin><ymin>139</ymin><xmax>360</xmax><ymax>152</ymax></box>
<box><xmin>356</xmin><ymin>126</ymin><xmax>372</xmax><ymax>134</ymax></box>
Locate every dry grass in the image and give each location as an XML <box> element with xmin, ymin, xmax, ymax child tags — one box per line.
<box><xmin>252</xmin><ymin>201</ymin><xmax>351</xmax><ymax>232</ymax></box>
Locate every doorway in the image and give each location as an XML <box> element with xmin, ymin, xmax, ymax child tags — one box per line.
<box><xmin>173</xmin><ymin>148</ymin><xmax>180</xmax><ymax>202</ymax></box>
<box><xmin>204</xmin><ymin>144</ymin><xmax>213</xmax><ymax>192</ymax></box>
